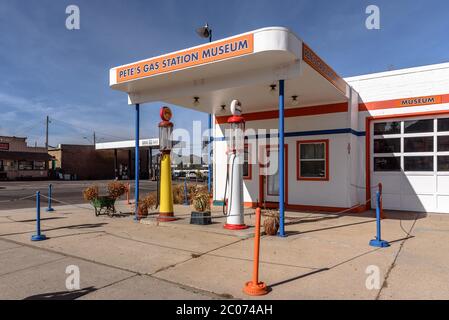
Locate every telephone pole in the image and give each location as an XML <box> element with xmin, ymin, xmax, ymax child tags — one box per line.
<box><xmin>45</xmin><ymin>116</ymin><xmax>49</xmax><ymax>150</ymax></box>
<box><xmin>93</xmin><ymin>131</ymin><xmax>96</xmax><ymax>146</ymax></box>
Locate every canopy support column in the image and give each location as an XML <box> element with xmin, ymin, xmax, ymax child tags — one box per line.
<box><xmin>114</xmin><ymin>149</ymin><xmax>118</xmax><ymax>179</ymax></box>
<box><xmin>149</xmin><ymin>147</ymin><xmax>153</xmax><ymax>180</ymax></box>
<box><xmin>278</xmin><ymin>80</ymin><xmax>286</xmax><ymax>237</ymax></box>
<box><xmin>134</xmin><ymin>103</ymin><xmax>140</xmax><ymax>221</ymax></box>
<box><xmin>208</xmin><ymin>114</ymin><xmax>212</xmax><ymax>194</ymax></box>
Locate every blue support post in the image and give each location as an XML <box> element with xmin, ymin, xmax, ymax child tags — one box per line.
<box><xmin>369</xmin><ymin>191</ymin><xmax>390</xmax><ymax>248</ymax></box>
<box><xmin>31</xmin><ymin>191</ymin><xmax>46</xmax><ymax>241</ymax></box>
<box><xmin>134</xmin><ymin>103</ymin><xmax>140</xmax><ymax>221</ymax></box>
<box><xmin>278</xmin><ymin>80</ymin><xmax>286</xmax><ymax>237</ymax></box>
<box><xmin>46</xmin><ymin>184</ymin><xmax>54</xmax><ymax>212</ymax></box>
<box><xmin>184</xmin><ymin>177</ymin><xmax>189</xmax><ymax>206</ymax></box>
<box><xmin>208</xmin><ymin>114</ymin><xmax>212</xmax><ymax>195</ymax></box>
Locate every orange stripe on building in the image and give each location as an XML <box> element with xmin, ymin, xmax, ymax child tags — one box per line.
<box><xmin>359</xmin><ymin>94</ymin><xmax>448</xmax><ymax>111</ymax></box>
<box><xmin>215</xmin><ymin>102</ymin><xmax>348</xmax><ymax>124</ymax></box>
<box><xmin>302</xmin><ymin>43</ymin><xmax>347</xmax><ymax>95</ymax></box>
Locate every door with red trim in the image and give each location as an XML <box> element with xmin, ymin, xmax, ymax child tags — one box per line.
<box><xmin>260</xmin><ymin>145</ymin><xmax>288</xmax><ymax>205</ymax></box>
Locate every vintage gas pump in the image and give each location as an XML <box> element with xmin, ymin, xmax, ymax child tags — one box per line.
<box><xmin>158</xmin><ymin>106</ymin><xmax>176</xmax><ymax>222</ymax></box>
<box><xmin>223</xmin><ymin>100</ymin><xmax>248</xmax><ymax>230</ymax></box>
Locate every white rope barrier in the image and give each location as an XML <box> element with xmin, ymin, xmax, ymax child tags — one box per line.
<box><xmin>0</xmin><ymin>194</ymin><xmax>36</xmax><ymax>203</ymax></box>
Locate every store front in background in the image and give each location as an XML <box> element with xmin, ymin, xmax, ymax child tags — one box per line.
<box><xmin>0</xmin><ymin>151</ymin><xmax>51</xmax><ymax>180</ymax></box>
<box><xmin>0</xmin><ymin>136</ymin><xmax>51</xmax><ymax>180</ymax></box>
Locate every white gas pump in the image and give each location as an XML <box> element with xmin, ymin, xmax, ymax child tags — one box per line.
<box><xmin>223</xmin><ymin>100</ymin><xmax>248</xmax><ymax>230</ymax></box>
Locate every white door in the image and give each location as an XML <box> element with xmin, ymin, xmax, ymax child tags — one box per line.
<box><xmin>262</xmin><ymin>146</ymin><xmax>287</xmax><ymax>203</ymax></box>
<box><xmin>265</xmin><ymin>148</ymin><xmax>279</xmax><ymax>202</ymax></box>
<box><xmin>371</xmin><ymin>116</ymin><xmax>449</xmax><ymax>213</ymax></box>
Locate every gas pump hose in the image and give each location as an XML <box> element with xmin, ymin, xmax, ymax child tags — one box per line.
<box><xmin>222</xmin><ymin>152</ymin><xmax>236</xmax><ymax>216</ymax></box>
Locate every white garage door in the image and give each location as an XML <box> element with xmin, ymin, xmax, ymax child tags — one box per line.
<box><xmin>371</xmin><ymin>115</ymin><xmax>449</xmax><ymax>213</ymax></box>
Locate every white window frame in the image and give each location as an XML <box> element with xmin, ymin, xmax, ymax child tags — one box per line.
<box><xmin>372</xmin><ymin>115</ymin><xmax>449</xmax><ymax>176</ymax></box>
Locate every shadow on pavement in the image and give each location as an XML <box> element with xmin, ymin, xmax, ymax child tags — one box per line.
<box><xmin>23</xmin><ymin>286</ymin><xmax>97</xmax><ymax>300</ymax></box>
<box><xmin>0</xmin><ymin>223</ymin><xmax>108</xmax><ymax>237</ymax></box>
<box><xmin>270</xmin><ymin>268</ymin><xmax>330</xmax><ymax>288</ymax></box>
<box><xmin>67</xmin><ymin>223</ymin><xmax>108</xmax><ymax>230</ymax></box>
<box><xmin>14</xmin><ymin>217</ymin><xmax>67</xmax><ymax>223</ymax></box>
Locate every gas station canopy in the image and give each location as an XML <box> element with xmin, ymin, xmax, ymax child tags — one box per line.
<box><xmin>110</xmin><ymin>27</ymin><xmax>350</xmax><ymax>114</ymax></box>
<box><xmin>95</xmin><ymin>138</ymin><xmax>160</xmax><ymax>151</ymax></box>
<box><xmin>95</xmin><ymin>139</ymin><xmax>184</xmax><ymax>151</ymax></box>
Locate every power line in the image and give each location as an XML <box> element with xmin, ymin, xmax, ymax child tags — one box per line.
<box><xmin>49</xmin><ymin>117</ymin><xmax>130</xmax><ymax>141</ymax></box>
<box><xmin>8</xmin><ymin>119</ymin><xmax>44</xmax><ymax>137</ymax></box>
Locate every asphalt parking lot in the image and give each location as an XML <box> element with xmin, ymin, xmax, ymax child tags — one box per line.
<box><xmin>0</xmin><ymin>180</ymin><xmax>158</xmax><ymax>210</ymax></box>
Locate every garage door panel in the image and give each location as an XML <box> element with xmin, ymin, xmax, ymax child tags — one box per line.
<box><xmin>402</xmin><ymin>175</ymin><xmax>436</xmax><ymax>195</ymax></box>
<box><xmin>437</xmin><ymin>195</ymin><xmax>449</xmax><ymax>212</ymax></box>
<box><xmin>371</xmin><ymin>116</ymin><xmax>449</xmax><ymax>213</ymax></box>
<box><xmin>437</xmin><ymin>176</ymin><xmax>449</xmax><ymax>195</ymax></box>
<box><xmin>400</xmin><ymin>194</ymin><xmax>435</xmax><ymax>212</ymax></box>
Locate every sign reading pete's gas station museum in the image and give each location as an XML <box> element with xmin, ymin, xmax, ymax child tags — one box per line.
<box><xmin>116</xmin><ymin>34</ymin><xmax>254</xmax><ymax>83</ymax></box>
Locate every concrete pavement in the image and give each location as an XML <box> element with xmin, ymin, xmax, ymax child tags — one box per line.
<box><xmin>0</xmin><ymin>199</ymin><xmax>448</xmax><ymax>299</ymax></box>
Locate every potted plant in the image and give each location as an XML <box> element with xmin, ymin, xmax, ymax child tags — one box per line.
<box><xmin>190</xmin><ymin>188</ymin><xmax>212</xmax><ymax>225</ymax></box>
<box><xmin>136</xmin><ymin>192</ymin><xmax>157</xmax><ymax>219</ymax></box>
<box><xmin>83</xmin><ymin>185</ymin><xmax>99</xmax><ymax>202</ymax></box>
<box><xmin>107</xmin><ymin>181</ymin><xmax>127</xmax><ymax>200</ymax></box>
<box><xmin>263</xmin><ymin>210</ymin><xmax>280</xmax><ymax>236</ymax></box>
<box><xmin>172</xmin><ymin>183</ymin><xmax>186</xmax><ymax>205</ymax></box>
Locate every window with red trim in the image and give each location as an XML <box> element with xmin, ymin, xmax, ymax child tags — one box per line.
<box><xmin>297</xmin><ymin>140</ymin><xmax>329</xmax><ymax>181</ymax></box>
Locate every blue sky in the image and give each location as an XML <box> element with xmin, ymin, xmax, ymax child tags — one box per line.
<box><xmin>0</xmin><ymin>0</ymin><xmax>448</xmax><ymax>148</ymax></box>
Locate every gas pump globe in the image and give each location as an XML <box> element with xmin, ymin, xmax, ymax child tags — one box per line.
<box><xmin>158</xmin><ymin>106</ymin><xmax>176</xmax><ymax>221</ymax></box>
<box><xmin>224</xmin><ymin>100</ymin><xmax>248</xmax><ymax>230</ymax></box>
<box><xmin>159</xmin><ymin>107</ymin><xmax>173</xmax><ymax>151</ymax></box>
<box><xmin>228</xmin><ymin>121</ymin><xmax>245</xmax><ymax>153</ymax></box>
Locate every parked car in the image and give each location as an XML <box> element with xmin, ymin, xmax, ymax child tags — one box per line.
<box><xmin>187</xmin><ymin>172</ymin><xmax>197</xmax><ymax>180</ymax></box>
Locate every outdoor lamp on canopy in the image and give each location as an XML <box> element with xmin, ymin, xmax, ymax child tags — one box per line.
<box><xmin>196</xmin><ymin>23</ymin><xmax>212</xmax><ymax>42</ymax></box>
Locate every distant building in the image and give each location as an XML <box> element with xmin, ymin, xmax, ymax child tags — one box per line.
<box><xmin>49</xmin><ymin>143</ymin><xmax>151</xmax><ymax>180</ymax></box>
<box><xmin>0</xmin><ymin>136</ymin><xmax>52</xmax><ymax>180</ymax></box>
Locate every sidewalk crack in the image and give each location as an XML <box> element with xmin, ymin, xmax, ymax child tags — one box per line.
<box><xmin>375</xmin><ymin>214</ymin><xmax>419</xmax><ymax>300</ymax></box>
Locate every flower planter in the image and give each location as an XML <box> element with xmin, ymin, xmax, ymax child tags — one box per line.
<box><xmin>137</xmin><ymin>206</ymin><xmax>148</xmax><ymax>219</ymax></box>
<box><xmin>263</xmin><ymin>216</ymin><xmax>280</xmax><ymax>236</ymax></box>
<box><xmin>190</xmin><ymin>211</ymin><xmax>212</xmax><ymax>225</ymax></box>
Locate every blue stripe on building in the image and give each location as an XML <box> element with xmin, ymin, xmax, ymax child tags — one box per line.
<box><xmin>212</xmin><ymin>128</ymin><xmax>365</xmax><ymax>141</ymax></box>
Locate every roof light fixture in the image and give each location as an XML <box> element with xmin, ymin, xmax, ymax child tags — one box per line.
<box><xmin>291</xmin><ymin>95</ymin><xmax>299</xmax><ymax>106</ymax></box>
<box><xmin>269</xmin><ymin>84</ymin><xmax>277</xmax><ymax>96</ymax></box>
<box><xmin>193</xmin><ymin>97</ymin><xmax>200</xmax><ymax>106</ymax></box>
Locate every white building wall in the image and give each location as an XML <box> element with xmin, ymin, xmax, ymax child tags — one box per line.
<box><xmin>214</xmin><ymin>62</ymin><xmax>449</xmax><ymax>212</ymax></box>
<box><xmin>346</xmin><ymin>62</ymin><xmax>449</xmax><ymax>103</ymax></box>
<box><xmin>346</xmin><ymin>62</ymin><xmax>449</xmax><ymax>213</ymax></box>
<box><xmin>214</xmin><ymin>110</ymin><xmax>358</xmax><ymax>209</ymax></box>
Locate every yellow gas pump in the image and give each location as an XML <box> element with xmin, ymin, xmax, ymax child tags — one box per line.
<box><xmin>158</xmin><ymin>106</ymin><xmax>176</xmax><ymax>222</ymax></box>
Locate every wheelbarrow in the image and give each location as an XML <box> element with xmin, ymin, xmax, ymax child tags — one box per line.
<box><xmin>91</xmin><ymin>196</ymin><xmax>116</xmax><ymax>217</ymax></box>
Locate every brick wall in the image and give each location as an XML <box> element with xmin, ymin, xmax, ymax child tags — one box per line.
<box><xmin>49</xmin><ymin>145</ymin><xmax>150</xmax><ymax>180</ymax></box>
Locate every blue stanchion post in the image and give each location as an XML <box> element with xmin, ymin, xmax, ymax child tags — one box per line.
<box><xmin>134</xmin><ymin>103</ymin><xmax>140</xmax><ymax>222</ymax></box>
<box><xmin>369</xmin><ymin>190</ymin><xmax>390</xmax><ymax>248</ymax></box>
<box><xmin>278</xmin><ymin>79</ymin><xmax>286</xmax><ymax>237</ymax></box>
<box><xmin>46</xmin><ymin>184</ymin><xmax>54</xmax><ymax>212</ymax></box>
<box><xmin>183</xmin><ymin>178</ymin><xmax>189</xmax><ymax>206</ymax></box>
<box><xmin>31</xmin><ymin>191</ymin><xmax>46</xmax><ymax>241</ymax></box>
